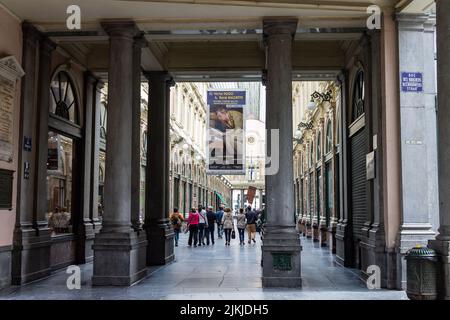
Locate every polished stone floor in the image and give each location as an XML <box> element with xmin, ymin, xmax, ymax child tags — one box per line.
<box><xmin>0</xmin><ymin>231</ymin><xmax>407</xmax><ymax>300</ymax></box>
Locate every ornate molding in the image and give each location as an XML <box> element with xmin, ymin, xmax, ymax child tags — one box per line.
<box><xmin>0</xmin><ymin>56</ymin><xmax>25</xmax><ymax>81</ymax></box>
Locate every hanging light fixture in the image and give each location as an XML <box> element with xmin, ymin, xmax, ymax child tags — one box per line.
<box><xmin>307</xmin><ymin>98</ymin><xmax>316</xmax><ymax>111</ymax></box>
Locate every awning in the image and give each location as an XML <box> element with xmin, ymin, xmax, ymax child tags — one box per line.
<box><xmin>214</xmin><ymin>191</ymin><xmax>227</xmax><ymax>205</ymax></box>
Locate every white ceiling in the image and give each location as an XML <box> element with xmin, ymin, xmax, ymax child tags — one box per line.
<box><xmin>0</xmin><ymin>0</ymin><xmax>403</xmax><ymax>31</ymax></box>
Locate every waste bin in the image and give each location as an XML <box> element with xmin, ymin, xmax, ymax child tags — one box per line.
<box><xmin>405</xmin><ymin>245</ymin><xmax>438</xmax><ymax>300</ymax></box>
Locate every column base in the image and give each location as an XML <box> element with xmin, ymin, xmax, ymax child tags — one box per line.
<box><xmin>261</xmin><ymin>225</ymin><xmax>302</xmax><ymax>288</ymax></box>
<box><xmin>306</xmin><ymin>221</ymin><xmax>312</xmax><ymax>238</ymax></box>
<box><xmin>145</xmin><ymin>222</ymin><xmax>175</xmax><ymax>266</ymax></box>
<box><xmin>0</xmin><ymin>245</ymin><xmax>12</xmax><ymax>289</ymax></box>
<box><xmin>429</xmin><ymin>239</ymin><xmax>450</xmax><ymax>299</ymax></box>
<box><xmin>335</xmin><ymin>220</ymin><xmax>353</xmax><ymax>267</ymax></box>
<box><xmin>11</xmin><ymin>227</ymin><xmax>52</xmax><ymax>285</ymax></box>
<box><xmin>312</xmin><ymin>223</ymin><xmax>320</xmax><ymax>242</ymax></box>
<box><xmin>320</xmin><ymin>224</ymin><xmax>328</xmax><ymax>247</ymax></box>
<box><xmin>77</xmin><ymin>221</ymin><xmax>96</xmax><ymax>264</ymax></box>
<box><xmin>300</xmin><ymin>219</ymin><xmax>306</xmax><ymax>237</ymax></box>
<box><xmin>92</xmin><ymin>230</ymin><xmax>147</xmax><ymax>286</ymax></box>
<box><xmin>328</xmin><ymin>224</ymin><xmax>337</xmax><ymax>254</ymax></box>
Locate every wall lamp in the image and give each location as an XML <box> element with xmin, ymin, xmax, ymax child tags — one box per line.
<box><xmin>307</xmin><ymin>89</ymin><xmax>333</xmax><ymax>110</ymax></box>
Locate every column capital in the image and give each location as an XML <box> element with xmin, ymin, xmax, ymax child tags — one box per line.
<box><xmin>95</xmin><ymin>79</ymin><xmax>105</xmax><ymax>90</ymax></box>
<box><xmin>134</xmin><ymin>32</ymin><xmax>147</xmax><ymax>49</ymax></box>
<box><xmin>395</xmin><ymin>13</ymin><xmax>435</xmax><ymax>31</ymax></box>
<box><xmin>144</xmin><ymin>71</ymin><xmax>174</xmax><ymax>86</ymax></box>
<box><xmin>101</xmin><ymin>20</ymin><xmax>140</xmax><ymax>39</ymax></box>
<box><xmin>85</xmin><ymin>71</ymin><xmax>99</xmax><ymax>85</ymax></box>
<box><xmin>263</xmin><ymin>18</ymin><xmax>298</xmax><ymax>38</ymax></box>
<box><xmin>22</xmin><ymin>21</ymin><xmax>42</xmax><ymax>44</ymax></box>
<box><xmin>39</xmin><ymin>36</ymin><xmax>56</xmax><ymax>56</ymax></box>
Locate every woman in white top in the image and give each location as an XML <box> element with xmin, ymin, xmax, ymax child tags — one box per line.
<box><xmin>198</xmin><ymin>205</ymin><xmax>208</xmax><ymax>246</ymax></box>
<box><xmin>221</xmin><ymin>208</ymin><xmax>234</xmax><ymax>246</ymax></box>
<box><xmin>236</xmin><ymin>208</ymin><xmax>247</xmax><ymax>245</ymax></box>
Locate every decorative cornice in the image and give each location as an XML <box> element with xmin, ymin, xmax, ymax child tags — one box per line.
<box><xmin>101</xmin><ymin>20</ymin><xmax>140</xmax><ymax>39</ymax></box>
<box><xmin>263</xmin><ymin>18</ymin><xmax>298</xmax><ymax>37</ymax></box>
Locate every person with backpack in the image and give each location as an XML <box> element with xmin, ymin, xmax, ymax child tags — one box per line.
<box><xmin>198</xmin><ymin>205</ymin><xmax>208</xmax><ymax>246</ymax></box>
<box><xmin>187</xmin><ymin>207</ymin><xmax>200</xmax><ymax>247</ymax></box>
<box><xmin>169</xmin><ymin>207</ymin><xmax>184</xmax><ymax>247</ymax></box>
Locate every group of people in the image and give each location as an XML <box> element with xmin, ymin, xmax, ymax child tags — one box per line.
<box><xmin>169</xmin><ymin>205</ymin><xmax>261</xmax><ymax>247</ymax></box>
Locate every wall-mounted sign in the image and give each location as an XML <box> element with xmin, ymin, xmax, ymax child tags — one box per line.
<box><xmin>24</xmin><ymin>161</ymin><xmax>30</xmax><ymax>180</ymax></box>
<box><xmin>207</xmin><ymin>90</ymin><xmax>246</xmax><ymax>175</ymax></box>
<box><xmin>401</xmin><ymin>72</ymin><xmax>423</xmax><ymax>93</ymax></box>
<box><xmin>24</xmin><ymin>136</ymin><xmax>32</xmax><ymax>151</ymax></box>
<box><xmin>0</xmin><ymin>56</ymin><xmax>25</xmax><ymax>163</ymax></box>
<box><xmin>366</xmin><ymin>151</ymin><xmax>375</xmax><ymax>180</ymax></box>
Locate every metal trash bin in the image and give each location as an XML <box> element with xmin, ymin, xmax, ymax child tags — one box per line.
<box><xmin>405</xmin><ymin>246</ymin><xmax>438</xmax><ymax>300</ymax></box>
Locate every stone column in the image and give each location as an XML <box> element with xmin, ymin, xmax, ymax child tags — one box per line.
<box><xmin>23</xmin><ymin>35</ymin><xmax>56</xmax><ymax>281</ymax></box>
<box><xmin>35</xmin><ymin>36</ymin><xmax>56</xmax><ymax>231</ymax></box>
<box><xmin>319</xmin><ymin>119</ymin><xmax>328</xmax><ymax>247</ymax></box>
<box><xmin>429</xmin><ymin>0</ymin><xmax>450</xmax><ymax>299</ymax></box>
<box><xmin>397</xmin><ymin>13</ymin><xmax>437</xmax><ymax>289</ymax></box>
<box><xmin>335</xmin><ymin>71</ymin><xmax>354</xmax><ymax>267</ymax></box>
<box><xmin>77</xmin><ymin>71</ymin><xmax>97</xmax><ymax>263</ymax></box>
<box><xmin>12</xmin><ymin>23</ymin><xmax>45</xmax><ymax>285</ymax></box>
<box><xmin>262</xmin><ymin>18</ymin><xmax>301</xmax><ymax>287</ymax></box>
<box><xmin>92</xmin><ymin>21</ymin><xmax>147</xmax><ymax>286</ymax></box>
<box><xmin>131</xmin><ymin>35</ymin><xmax>145</xmax><ymax>231</ymax></box>
<box><xmin>144</xmin><ymin>71</ymin><xmax>175</xmax><ymax>265</ymax></box>
<box><xmin>90</xmin><ymin>80</ymin><xmax>104</xmax><ymax>230</ymax></box>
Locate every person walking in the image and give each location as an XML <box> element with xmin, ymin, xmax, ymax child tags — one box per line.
<box><xmin>215</xmin><ymin>206</ymin><xmax>224</xmax><ymax>239</ymax></box>
<box><xmin>187</xmin><ymin>207</ymin><xmax>200</xmax><ymax>247</ymax></box>
<box><xmin>221</xmin><ymin>207</ymin><xmax>234</xmax><ymax>246</ymax></box>
<box><xmin>236</xmin><ymin>208</ymin><xmax>247</xmax><ymax>245</ymax></box>
<box><xmin>169</xmin><ymin>207</ymin><xmax>184</xmax><ymax>247</ymax></box>
<box><xmin>206</xmin><ymin>206</ymin><xmax>216</xmax><ymax>245</ymax></box>
<box><xmin>245</xmin><ymin>205</ymin><xmax>258</xmax><ymax>244</ymax></box>
<box><xmin>198</xmin><ymin>205</ymin><xmax>208</xmax><ymax>246</ymax></box>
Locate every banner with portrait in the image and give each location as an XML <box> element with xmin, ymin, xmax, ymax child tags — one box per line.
<box><xmin>206</xmin><ymin>90</ymin><xmax>246</xmax><ymax>174</ymax></box>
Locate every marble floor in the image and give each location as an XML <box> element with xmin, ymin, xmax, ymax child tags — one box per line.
<box><xmin>0</xmin><ymin>232</ymin><xmax>407</xmax><ymax>300</ymax></box>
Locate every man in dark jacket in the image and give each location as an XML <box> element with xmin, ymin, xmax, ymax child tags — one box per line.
<box><xmin>206</xmin><ymin>206</ymin><xmax>216</xmax><ymax>245</ymax></box>
<box><xmin>215</xmin><ymin>206</ymin><xmax>224</xmax><ymax>239</ymax></box>
<box><xmin>245</xmin><ymin>206</ymin><xmax>258</xmax><ymax>243</ymax></box>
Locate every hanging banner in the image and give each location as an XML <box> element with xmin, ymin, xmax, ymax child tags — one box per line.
<box><xmin>207</xmin><ymin>90</ymin><xmax>246</xmax><ymax>174</ymax></box>
<box><xmin>247</xmin><ymin>186</ymin><xmax>257</xmax><ymax>206</ymax></box>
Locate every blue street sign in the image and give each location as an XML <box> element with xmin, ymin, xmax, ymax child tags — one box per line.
<box><xmin>401</xmin><ymin>72</ymin><xmax>423</xmax><ymax>92</ymax></box>
<box><xmin>207</xmin><ymin>91</ymin><xmax>246</xmax><ymax>105</ymax></box>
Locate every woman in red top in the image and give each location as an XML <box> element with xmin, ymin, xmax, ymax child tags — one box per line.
<box><xmin>187</xmin><ymin>207</ymin><xmax>200</xmax><ymax>247</ymax></box>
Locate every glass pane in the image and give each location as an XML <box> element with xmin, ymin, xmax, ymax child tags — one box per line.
<box><xmin>49</xmin><ymin>71</ymin><xmax>78</xmax><ymax>124</ymax></box>
<box><xmin>46</xmin><ymin>131</ymin><xmax>73</xmax><ymax>235</ymax></box>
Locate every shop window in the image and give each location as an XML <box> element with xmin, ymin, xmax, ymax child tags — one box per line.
<box><xmin>100</xmin><ymin>102</ymin><xmax>107</xmax><ymax>140</ymax></box>
<box><xmin>326</xmin><ymin>120</ymin><xmax>333</xmax><ymax>154</ymax></box>
<box><xmin>316</xmin><ymin>132</ymin><xmax>322</xmax><ymax>160</ymax></box>
<box><xmin>46</xmin><ymin>131</ymin><xmax>74</xmax><ymax>235</ymax></box>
